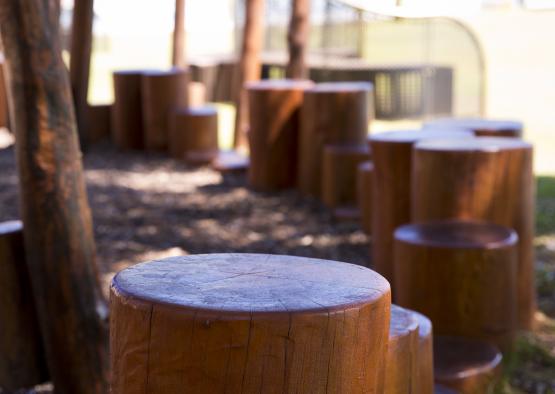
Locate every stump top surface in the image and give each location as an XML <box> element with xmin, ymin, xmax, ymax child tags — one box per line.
<box><xmin>358</xmin><ymin>160</ymin><xmax>374</xmax><ymax>172</ymax></box>
<box><xmin>395</xmin><ymin>220</ymin><xmax>517</xmax><ymax>249</ymax></box>
<box><xmin>424</xmin><ymin>117</ymin><xmax>523</xmax><ymax>133</ymax></box>
<box><xmin>390</xmin><ymin>305</ymin><xmax>419</xmax><ymax>340</ymax></box>
<box><xmin>112</xmin><ymin>253</ymin><xmax>389</xmax><ymax>314</ymax></box>
<box><xmin>0</xmin><ymin>220</ymin><xmax>22</xmax><ymax>235</ymax></box>
<box><xmin>245</xmin><ymin>79</ymin><xmax>314</xmax><ymax>91</ymax></box>
<box><xmin>141</xmin><ymin>68</ymin><xmax>189</xmax><ymax>78</ymax></box>
<box><xmin>414</xmin><ymin>311</ymin><xmax>432</xmax><ymax>339</ymax></box>
<box><xmin>174</xmin><ymin>106</ymin><xmax>217</xmax><ymax>117</ymax></box>
<box><xmin>415</xmin><ymin>137</ymin><xmax>532</xmax><ymax>152</ymax></box>
<box><xmin>434</xmin><ymin>336</ymin><xmax>502</xmax><ymax>379</ymax></box>
<box><xmin>369</xmin><ymin>129</ymin><xmax>473</xmax><ymax>145</ymax></box>
<box><xmin>308</xmin><ymin>81</ymin><xmax>373</xmax><ymax>93</ymax></box>
<box><xmin>324</xmin><ymin>144</ymin><xmax>370</xmax><ymax>155</ymax></box>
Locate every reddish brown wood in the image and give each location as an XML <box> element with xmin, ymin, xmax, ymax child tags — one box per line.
<box><xmin>424</xmin><ymin>118</ymin><xmax>522</xmax><ymax>138</ymax></box>
<box><xmin>247</xmin><ymin>79</ymin><xmax>313</xmax><ymax>191</ymax></box>
<box><xmin>286</xmin><ymin>0</ymin><xmax>310</xmax><ymax>79</ymax></box>
<box><xmin>0</xmin><ymin>221</ymin><xmax>48</xmax><ymax>391</ymax></box>
<box><xmin>415</xmin><ymin>311</ymin><xmax>434</xmax><ymax>394</ymax></box>
<box><xmin>172</xmin><ymin>0</ymin><xmax>186</xmax><ymax>68</ymax></box>
<box><xmin>110</xmin><ymin>254</ymin><xmax>391</xmax><ymax>393</ymax></box>
<box><xmin>368</xmin><ymin>130</ymin><xmax>473</xmax><ymax>290</ymax></box>
<box><xmin>87</xmin><ymin>104</ymin><xmax>111</xmax><ymax>143</ymax></box>
<box><xmin>321</xmin><ymin>144</ymin><xmax>370</xmax><ymax>210</ymax></box>
<box><xmin>112</xmin><ymin>70</ymin><xmax>145</xmax><ymax>150</ymax></box>
<box><xmin>142</xmin><ymin>69</ymin><xmax>189</xmax><ymax>151</ymax></box>
<box><xmin>0</xmin><ymin>1</ymin><xmax>109</xmax><ymax>392</ymax></box>
<box><xmin>434</xmin><ymin>336</ymin><xmax>502</xmax><ymax>394</ymax></box>
<box><xmin>412</xmin><ymin>137</ymin><xmax>535</xmax><ymax>329</ymax></box>
<box><xmin>169</xmin><ymin>106</ymin><xmax>218</xmax><ymax>164</ymax></box>
<box><xmin>0</xmin><ymin>56</ymin><xmax>9</xmax><ymax>129</ymax></box>
<box><xmin>357</xmin><ymin>160</ymin><xmax>374</xmax><ymax>235</ymax></box>
<box><xmin>234</xmin><ymin>0</ymin><xmax>265</xmax><ymax>149</ymax></box>
<box><xmin>298</xmin><ymin>82</ymin><xmax>372</xmax><ymax>197</ymax></box>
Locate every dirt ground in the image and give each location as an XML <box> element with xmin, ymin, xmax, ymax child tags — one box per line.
<box><xmin>1</xmin><ymin>139</ymin><xmax>554</xmax><ymax>393</ymax></box>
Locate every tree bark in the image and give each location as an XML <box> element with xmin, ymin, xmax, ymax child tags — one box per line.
<box><xmin>286</xmin><ymin>0</ymin><xmax>310</xmax><ymax>79</ymax></box>
<box><xmin>0</xmin><ymin>1</ymin><xmax>109</xmax><ymax>393</ymax></box>
<box><xmin>233</xmin><ymin>0</ymin><xmax>265</xmax><ymax>150</ymax></box>
<box><xmin>70</xmin><ymin>0</ymin><xmax>94</xmax><ymax>150</ymax></box>
<box><xmin>172</xmin><ymin>0</ymin><xmax>186</xmax><ymax>68</ymax></box>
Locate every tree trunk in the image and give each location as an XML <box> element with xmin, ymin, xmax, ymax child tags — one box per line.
<box><xmin>70</xmin><ymin>0</ymin><xmax>94</xmax><ymax>150</ymax></box>
<box><xmin>286</xmin><ymin>0</ymin><xmax>310</xmax><ymax>79</ymax></box>
<box><xmin>172</xmin><ymin>0</ymin><xmax>186</xmax><ymax>68</ymax></box>
<box><xmin>233</xmin><ymin>0</ymin><xmax>265</xmax><ymax>150</ymax></box>
<box><xmin>0</xmin><ymin>1</ymin><xmax>109</xmax><ymax>393</ymax></box>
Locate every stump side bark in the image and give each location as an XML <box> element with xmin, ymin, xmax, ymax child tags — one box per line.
<box><xmin>0</xmin><ymin>221</ymin><xmax>48</xmax><ymax>390</ymax></box>
<box><xmin>414</xmin><ymin>311</ymin><xmax>434</xmax><ymax>394</ymax></box>
<box><xmin>412</xmin><ymin>137</ymin><xmax>535</xmax><ymax>329</ymax></box>
<box><xmin>357</xmin><ymin>160</ymin><xmax>374</xmax><ymax>235</ymax></box>
<box><xmin>112</xmin><ymin>70</ymin><xmax>145</xmax><ymax>150</ymax></box>
<box><xmin>110</xmin><ymin>254</ymin><xmax>391</xmax><ymax>394</ymax></box>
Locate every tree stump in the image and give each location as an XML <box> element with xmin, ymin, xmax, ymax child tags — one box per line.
<box><xmin>434</xmin><ymin>336</ymin><xmax>502</xmax><ymax>394</ymax></box>
<box><xmin>110</xmin><ymin>254</ymin><xmax>391</xmax><ymax>393</ymax></box>
<box><xmin>0</xmin><ymin>221</ymin><xmax>48</xmax><ymax>391</ymax></box>
<box><xmin>424</xmin><ymin>118</ymin><xmax>522</xmax><ymax>138</ymax></box>
<box><xmin>298</xmin><ymin>82</ymin><xmax>372</xmax><ymax>197</ymax></box>
<box><xmin>87</xmin><ymin>104</ymin><xmax>111</xmax><ymax>143</ymax></box>
<box><xmin>357</xmin><ymin>161</ymin><xmax>374</xmax><ymax>235</ymax></box>
<box><xmin>142</xmin><ymin>69</ymin><xmax>189</xmax><ymax>151</ymax></box>
<box><xmin>368</xmin><ymin>130</ymin><xmax>473</xmax><ymax>290</ymax></box>
<box><xmin>394</xmin><ymin>220</ymin><xmax>518</xmax><ymax>350</ymax></box>
<box><xmin>247</xmin><ymin>79</ymin><xmax>313</xmax><ymax>191</ymax></box>
<box><xmin>212</xmin><ymin>149</ymin><xmax>250</xmax><ymax>173</ymax></box>
<box><xmin>112</xmin><ymin>70</ymin><xmax>145</xmax><ymax>150</ymax></box>
<box><xmin>412</xmin><ymin>137</ymin><xmax>535</xmax><ymax>329</ymax></box>
<box><xmin>415</xmin><ymin>311</ymin><xmax>434</xmax><ymax>394</ymax></box>
<box><xmin>321</xmin><ymin>144</ymin><xmax>370</xmax><ymax>213</ymax></box>
<box><xmin>169</xmin><ymin>106</ymin><xmax>218</xmax><ymax>164</ymax></box>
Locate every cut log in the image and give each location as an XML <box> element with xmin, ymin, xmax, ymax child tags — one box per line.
<box><xmin>110</xmin><ymin>253</ymin><xmax>391</xmax><ymax>393</ymax></box>
<box><xmin>298</xmin><ymin>82</ymin><xmax>372</xmax><ymax>197</ymax></box>
<box><xmin>247</xmin><ymin>79</ymin><xmax>313</xmax><ymax>191</ymax></box>
<box><xmin>368</xmin><ymin>130</ymin><xmax>473</xmax><ymax>290</ymax></box>
<box><xmin>112</xmin><ymin>70</ymin><xmax>145</xmax><ymax>150</ymax></box>
<box><xmin>424</xmin><ymin>118</ymin><xmax>522</xmax><ymax>138</ymax></box>
<box><xmin>321</xmin><ymin>144</ymin><xmax>370</xmax><ymax>211</ymax></box>
<box><xmin>0</xmin><ymin>221</ymin><xmax>48</xmax><ymax>391</ymax></box>
<box><xmin>434</xmin><ymin>336</ymin><xmax>502</xmax><ymax>394</ymax></box>
<box><xmin>142</xmin><ymin>69</ymin><xmax>189</xmax><ymax>151</ymax></box>
<box><xmin>357</xmin><ymin>160</ymin><xmax>374</xmax><ymax>235</ymax></box>
<box><xmin>394</xmin><ymin>220</ymin><xmax>518</xmax><ymax>350</ymax></box>
<box><xmin>412</xmin><ymin>137</ymin><xmax>535</xmax><ymax>329</ymax></box>
<box><xmin>87</xmin><ymin>104</ymin><xmax>111</xmax><ymax>143</ymax></box>
<box><xmin>169</xmin><ymin>106</ymin><xmax>218</xmax><ymax>164</ymax></box>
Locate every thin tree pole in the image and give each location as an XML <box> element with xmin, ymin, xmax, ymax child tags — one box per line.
<box><xmin>286</xmin><ymin>0</ymin><xmax>310</xmax><ymax>79</ymax></box>
<box><xmin>70</xmin><ymin>0</ymin><xmax>94</xmax><ymax>150</ymax></box>
<box><xmin>172</xmin><ymin>0</ymin><xmax>186</xmax><ymax>68</ymax></box>
<box><xmin>233</xmin><ymin>0</ymin><xmax>265</xmax><ymax>150</ymax></box>
<box><xmin>0</xmin><ymin>1</ymin><xmax>108</xmax><ymax>393</ymax></box>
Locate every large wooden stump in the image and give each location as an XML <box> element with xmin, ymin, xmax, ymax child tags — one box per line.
<box><xmin>357</xmin><ymin>161</ymin><xmax>374</xmax><ymax>235</ymax></box>
<box><xmin>412</xmin><ymin>137</ymin><xmax>535</xmax><ymax>329</ymax></box>
<box><xmin>169</xmin><ymin>106</ymin><xmax>218</xmax><ymax>164</ymax></box>
<box><xmin>247</xmin><ymin>79</ymin><xmax>313</xmax><ymax>191</ymax></box>
<box><xmin>112</xmin><ymin>70</ymin><xmax>145</xmax><ymax>150</ymax></box>
<box><xmin>424</xmin><ymin>118</ymin><xmax>523</xmax><ymax>138</ymax></box>
<box><xmin>368</xmin><ymin>130</ymin><xmax>473</xmax><ymax>290</ymax></box>
<box><xmin>298</xmin><ymin>82</ymin><xmax>372</xmax><ymax>197</ymax></box>
<box><xmin>110</xmin><ymin>254</ymin><xmax>391</xmax><ymax>393</ymax></box>
<box><xmin>142</xmin><ymin>69</ymin><xmax>189</xmax><ymax>151</ymax></box>
<box><xmin>415</xmin><ymin>311</ymin><xmax>434</xmax><ymax>394</ymax></box>
<box><xmin>0</xmin><ymin>221</ymin><xmax>48</xmax><ymax>391</ymax></box>
<box><xmin>87</xmin><ymin>104</ymin><xmax>111</xmax><ymax>143</ymax></box>
<box><xmin>321</xmin><ymin>144</ymin><xmax>370</xmax><ymax>211</ymax></box>
<box><xmin>434</xmin><ymin>336</ymin><xmax>502</xmax><ymax>394</ymax></box>
<box><xmin>394</xmin><ymin>220</ymin><xmax>518</xmax><ymax>350</ymax></box>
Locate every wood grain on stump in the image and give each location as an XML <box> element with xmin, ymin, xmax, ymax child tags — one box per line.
<box><xmin>112</xmin><ymin>70</ymin><xmax>145</xmax><ymax>150</ymax></box>
<box><xmin>110</xmin><ymin>253</ymin><xmax>391</xmax><ymax>394</ymax></box>
<box><xmin>412</xmin><ymin>137</ymin><xmax>535</xmax><ymax>329</ymax></box>
<box><xmin>394</xmin><ymin>220</ymin><xmax>518</xmax><ymax>350</ymax></box>
<box><xmin>169</xmin><ymin>106</ymin><xmax>218</xmax><ymax>164</ymax></box>
<box><xmin>0</xmin><ymin>221</ymin><xmax>48</xmax><ymax>391</ymax></box>
<box><xmin>322</xmin><ymin>144</ymin><xmax>370</xmax><ymax>210</ymax></box>
<box><xmin>415</xmin><ymin>311</ymin><xmax>434</xmax><ymax>394</ymax></box>
<box><xmin>424</xmin><ymin>118</ymin><xmax>523</xmax><ymax>138</ymax></box>
<box><xmin>434</xmin><ymin>336</ymin><xmax>502</xmax><ymax>394</ymax></box>
<box><xmin>368</xmin><ymin>130</ymin><xmax>473</xmax><ymax>290</ymax></box>
<box><xmin>87</xmin><ymin>104</ymin><xmax>111</xmax><ymax>143</ymax></box>
<box><xmin>142</xmin><ymin>69</ymin><xmax>189</xmax><ymax>151</ymax></box>
<box><xmin>247</xmin><ymin>79</ymin><xmax>313</xmax><ymax>191</ymax></box>
<box><xmin>298</xmin><ymin>82</ymin><xmax>372</xmax><ymax>197</ymax></box>
<box><xmin>357</xmin><ymin>160</ymin><xmax>374</xmax><ymax>235</ymax></box>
